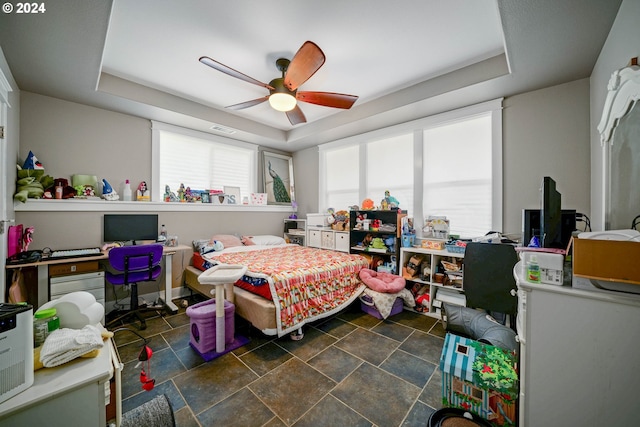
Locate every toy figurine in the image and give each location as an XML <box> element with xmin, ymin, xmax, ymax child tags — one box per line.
<box><xmin>164</xmin><ymin>185</ymin><xmax>178</xmax><ymax>202</ymax></box>
<box><xmin>177</xmin><ymin>183</ymin><xmax>186</xmax><ymax>202</ymax></box>
<box><xmin>137</xmin><ymin>181</ymin><xmax>150</xmax><ymax>201</ymax></box>
<box><xmin>101</xmin><ymin>178</ymin><xmax>119</xmax><ymax>201</ymax></box>
<box><xmin>384</xmin><ymin>190</ymin><xmax>400</xmax><ymax>208</ymax></box>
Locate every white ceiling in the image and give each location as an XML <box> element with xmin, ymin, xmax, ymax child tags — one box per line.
<box><xmin>0</xmin><ymin>0</ymin><xmax>623</xmax><ymax>151</ymax></box>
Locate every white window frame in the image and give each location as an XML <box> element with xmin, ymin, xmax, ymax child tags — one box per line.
<box><xmin>151</xmin><ymin>121</ymin><xmax>258</xmax><ymax>203</ymax></box>
<box><xmin>319</xmin><ymin>99</ymin><xmax>503</xmax><ymax>234</ymax></box>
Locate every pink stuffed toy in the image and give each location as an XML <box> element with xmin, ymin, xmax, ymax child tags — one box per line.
<box><xmin>359</xmin><ymin>268</ymin><xmax>406</xmax><ymax>293</ymax></box>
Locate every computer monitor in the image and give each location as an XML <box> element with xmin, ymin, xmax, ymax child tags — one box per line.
<box><xmin>522</xmin><ymin>209</ymin><xmax>576</xmax><ymax>248</ymax></box>
<box><xmin>103</xmin><ymin>214</ymin><xmax>159</xmax><ymax>244</ymax></box>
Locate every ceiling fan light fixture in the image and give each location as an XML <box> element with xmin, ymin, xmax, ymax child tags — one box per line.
<box><xmin>269</xmin><ymin>92</ymin><xmax>297</xmax><ymax>112</ymax></box>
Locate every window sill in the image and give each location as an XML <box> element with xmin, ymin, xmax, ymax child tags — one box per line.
<box><xmin>14</xmin><ymin>199</ymin><xmax>295</xmax><ymax>213</ymax></box>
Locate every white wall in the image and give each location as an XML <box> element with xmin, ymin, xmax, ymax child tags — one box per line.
<box><xmin>15</xmin><ymin>92</ymin><xmax>289</xmax><ymax>251</ymax></box>
<box><xmin>590</xmin><ymin>0</ymin><xmax>640</xmax><ymax>230</ymax></box>
<box><xmin>503</xmin><ymin>78</ymin><xmax>591</xmax><ymax>235</ymax></box>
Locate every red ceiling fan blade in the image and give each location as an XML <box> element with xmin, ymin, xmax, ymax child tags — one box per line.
<box><xmin>286</xmin><ymin>105</ymin><xmax>307</xmax><ymax>125</ymax></box>
<box><xmin>227</xmin><ymin>96</ymin><xmax>269</xmax><ymax>110</ymax></box>
<box><xmin>284</xmin><ymin>41</ymin><xmax>325</xmax><ymax>91</ymax></box>
<box><xmin>297</xmin><ymin>91</ymin><xmax>358</xmax><ymax>109</ymax></box>
<box><xmin>199</xmin><ymin>56</ymin><xmax>274</xmax><ymax>90</ymax></box>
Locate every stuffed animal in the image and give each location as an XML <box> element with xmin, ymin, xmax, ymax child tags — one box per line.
<box><xmin>405</xmin><ymin>254</ymin><xmax>424</xmax><ymax>277</ymax></box>
<box><xmin>102</xmin><ymin>179</ymin><xmax>119</xmax><ymax>201</ymax></box>
<box><xmin>370</xmin><ymin>237</ymin><xmax>387</xmax><ymax>251</ymax></box>
<box><xmin>361</xmin><ymin>198</ymin><xmax>374</xmax><ymax>210</ymax></box>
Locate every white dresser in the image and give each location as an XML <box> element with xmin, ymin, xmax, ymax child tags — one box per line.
<box><xmin>0</xmin><ymin>327</ymin><xmax>120</xmax><ymax>426</ymax></box>
<box><xmin>514</xmin><ymin>261</ymin><xmax>640</xmax><ymax>426</ymax></box>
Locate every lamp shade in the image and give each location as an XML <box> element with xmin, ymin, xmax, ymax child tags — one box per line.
<box><xmin>269</xmin><ymin>93</ymin><xmax>297</xmax><ymax>112</ymax></box>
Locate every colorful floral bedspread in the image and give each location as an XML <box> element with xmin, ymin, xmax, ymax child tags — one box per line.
<box><xmin>212</xmin><ymin>245</ymin><xmax>368</xmax><ymax>336</ymax></box>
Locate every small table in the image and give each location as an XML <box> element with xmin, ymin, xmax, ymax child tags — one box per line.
<box><xmin>197</xmin><ymin>264</ymin><xmax>247</xmax><ymax>353</ymax></box>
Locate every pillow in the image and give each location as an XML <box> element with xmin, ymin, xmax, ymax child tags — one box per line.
<box><xmin>244</xmin><ymin>235</ymin><xmax>286</xmax><ymax>246</ymax></box>
<box><xmin>210</xmin><ymin>234</ymin><xmax>243</xmax><ymax>248</ymax></box>
<box><xmin>241</xmin><ymin>236</ymin><xmax>255</xmax><ymax>246</ymax></box>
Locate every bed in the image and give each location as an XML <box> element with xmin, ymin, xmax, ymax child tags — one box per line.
<box><xmin>184</xmin><ymin>236</ymin><xmax>369</xmax><ymax>337</ymax></box>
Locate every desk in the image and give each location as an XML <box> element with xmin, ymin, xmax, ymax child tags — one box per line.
<box><xmin>5</xmin><ymin>245</ymin><xmax>190</xmax><ymax>314</ymax></box>
<box><xmin>0</xmin><ymin>330</ymin><xmax>118</xmax><ymax>426</ymax></box>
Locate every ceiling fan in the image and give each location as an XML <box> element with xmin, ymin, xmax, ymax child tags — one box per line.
<box><xmin>199</xmin><ymin>41</ymin><xmax>358</xmax><ymax>125</ymax></box>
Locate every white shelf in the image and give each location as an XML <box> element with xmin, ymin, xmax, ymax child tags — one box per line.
<box><xmin>15</xmin><ymin>199</ymin><xmax>295</xmax><ymax>213</ymax></box>
<box><xmin>400</xmin><ymin>246</ymin><xmax>466</xmax><ymax>318</ymax></box>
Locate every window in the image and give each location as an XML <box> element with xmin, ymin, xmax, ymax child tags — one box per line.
<box><xmin>151</xmin><ymin>121</ymin><xmax>257</xmax><ymax>202</ymax></box>
<box><xmin>367</xmin><ymin>134</ymin><xmax>414</xmax><ymax>213</ymax></box>
<box><xmin>319</xmin><ymin>99</ymin><xmax>502</xmax><ymax>238</ymax></box>
<box><xmin>423</xmin><ymin>113</ymin><xmax>494</xmax><ymax>237</ymax></box>
<box><xmin>322</xmin><ymin>144</ymin><xmax>359</xmax><ymax>210</ymax></box>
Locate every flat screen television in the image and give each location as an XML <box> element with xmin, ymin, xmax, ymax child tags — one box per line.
<box><xmin>541</xmin><ymin>176</ymin><xmax>563</xmax><ymax>248</ymax></box>
<box><xmin>103</xmin><ymin>214</ymin><xmax>159</xmax><ymax>244</ymax></box>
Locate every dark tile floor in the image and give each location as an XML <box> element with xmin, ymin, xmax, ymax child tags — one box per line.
<box><xmin>111</xmin><ymin>296</ymin><xmax>445</xmax><ymax>427</ymax></box>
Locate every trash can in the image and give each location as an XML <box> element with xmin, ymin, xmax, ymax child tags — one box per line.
<box><xmin>186</xmin><ymin>298</ymin><xmax>235</xmax><ymax>354</ymax></box>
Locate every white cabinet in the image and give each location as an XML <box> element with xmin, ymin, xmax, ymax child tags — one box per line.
<box><xmin>307</xmin><ymin>227</ymin><xmax>349</xmax><ymax>252</ymax></box>
<box><xmin>335</xmin><ymin>231</ymin><xmax>350</xmax><ymax>252</ymax></box>
<box><xmin>399</xmin><ymin>246</ymin><xmax>465</xmax><ymax>318</ymax></box>
<box><xmin>514</xmin><ymin>261</ymin><xmax>640</xmax><ymax>426</ymax></box>
<box><xmin>284</xmin><ymin>218</ymin><xmax>306</xmax><ymax>245</ymax></box>
<box><xmin>50</xmin><ymin>271</ymin><xmax>105</xmax><ymax>306</ymax></box>
<box><xmin>308</xmin><ymin>228</ymin><xmax>322</xmax><ymax>248</ymax></box>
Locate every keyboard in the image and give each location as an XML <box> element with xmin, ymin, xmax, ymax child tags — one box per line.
<box><xmin>48</xmin><ymin>247</ymin><xmax>102</xmax><ymax>259</ymax></box>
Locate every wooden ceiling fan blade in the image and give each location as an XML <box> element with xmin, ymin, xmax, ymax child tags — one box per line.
<box><xmin>286</xmin><ymin>105</ymin><xmax>307</xmax><ymax>125</ymax></box>
<box><xmin>227</xmin><ymin>96</ymin><xmax>269</xmax><ymax>110</ymax></box>
<box><xmin>284</xmin><ymin>41</ymin><xmax>325</xmax><ymax>91</ymax></box>
<box><xmin>297</xmin><ymin>91</ymin><xmax>358</xmax><ymax>109</ymax></box>
<box><xmin>199</xmin><ymin>56</ymin><xmax>274</xmax><ymax>90</ymax></box>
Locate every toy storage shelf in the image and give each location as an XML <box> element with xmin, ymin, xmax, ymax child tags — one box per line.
<box><xmin>399</xmin><ymin>246</ymin><xmax>466</xmax><ymax>318</ymax></box>
<box><xmin>349</xmin><ymin>209</ymin><xmax>405</xmax><ymax>271</ymax></box>
<box><xmin>284</xmin><ymin>218</ymin><xmax>306</xmax><ymax>246</ymax></box>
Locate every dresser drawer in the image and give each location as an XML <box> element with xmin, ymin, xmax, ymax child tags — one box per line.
<box><xmin>335</xmin><ymin>232</ymin><xmax>350</xmax><ymax>252</ymax></box>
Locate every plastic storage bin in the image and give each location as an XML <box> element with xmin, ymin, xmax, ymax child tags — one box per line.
<box><xmin>187</xmin><ymin>298</ymin><xmax>235</xmax><ymax>354</ymax></box>
<box><xmin>360</xmin><ymin>295</ymin><xmax>403</xmax><ymax>319</ymax></box>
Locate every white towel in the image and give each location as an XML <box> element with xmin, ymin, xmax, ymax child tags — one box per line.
<box><xmin>40</xmin><ymin>324</ymin><xmax>104</xmax><ymax>368</ymax></box>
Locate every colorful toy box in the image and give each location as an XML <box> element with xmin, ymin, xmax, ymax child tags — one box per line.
<box><xmin>440</xmin><ymin>333</ymin><xmax>518</xmax><ymax>427</ymax></box>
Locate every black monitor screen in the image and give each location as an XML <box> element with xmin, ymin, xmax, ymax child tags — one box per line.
<box><xmin>541</xmin><ymin>176</ymin><xmax>562</xmax><ymax>248</ymax></box>
<box><xmin>523</xmin><ymin>208</ymin><xmax>576</xmax><ymax>248</ymax></box>
<box><xmin>103</xmin><ymin>214</ymin><xmax>158</xmax><ymax>244</ymax></box>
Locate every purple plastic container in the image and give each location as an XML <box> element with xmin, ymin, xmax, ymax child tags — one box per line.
<box><xmin>186</xmin><ymin>298</ymin><xmax>235</xmax><ymax>353</ymax></box>
<box><xmin>360</xmin><ymin>295</ymin><xmax>404</xmax><ymax>319</ymax></box>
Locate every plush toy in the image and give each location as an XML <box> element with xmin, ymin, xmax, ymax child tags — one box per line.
<box><xmin>384</xmin><ymin>235</ymin><xmax>396</xmax><ymax>253</ymax></box>
<box><xmin>22</xmin><ymin>151</ymin><xmax>44</xmax><ymax>170</ymax></box>
<box><xmin>415</xmin><ymin>294</ymin><xmax>430</xmax><ymax>312</ymax></box>
<box><xmin>361</xmin><ymin>198</ymin><xmax>374</xmax><ymax>210</ymax></box>
<box><xmin>354</xmin><ymin>213</ymin><xmax>367</xmax><ymax>230</ymax></box>
<box><xmin>361</xmin><ymin>233</ymin><xmax>374</xmax><ymax>247</ymax></box>
<box><xmin>101</xmin><ymin>179</ymin><xmax>119</xmax><ymax>201</ymax></box>
<box><xmin>370</xmin><ymin>237</ymin><xmax>387</xmax><ymax>250</ymax></box>
<box><xmin>405</xmin><ymin>254</ymin><xmax>424</xmax><ymax>277</ymax></box>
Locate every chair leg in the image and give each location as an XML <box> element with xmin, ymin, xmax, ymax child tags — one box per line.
<box><xmin>106</xmin><ymin>283</ymin><xmax>147</xmax><ymax>330</ymax></box>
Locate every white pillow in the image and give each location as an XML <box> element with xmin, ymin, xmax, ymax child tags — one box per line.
<box><xmin>246</xmin><ymin>235</ymin><xmax>286</xmax><ymax>246</ymax></box>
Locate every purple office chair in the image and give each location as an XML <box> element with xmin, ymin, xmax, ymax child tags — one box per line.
<box><xmin>105</xmin><ymin>244</ymin><xmax>163</xmax><ymax>330</ymax></box>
